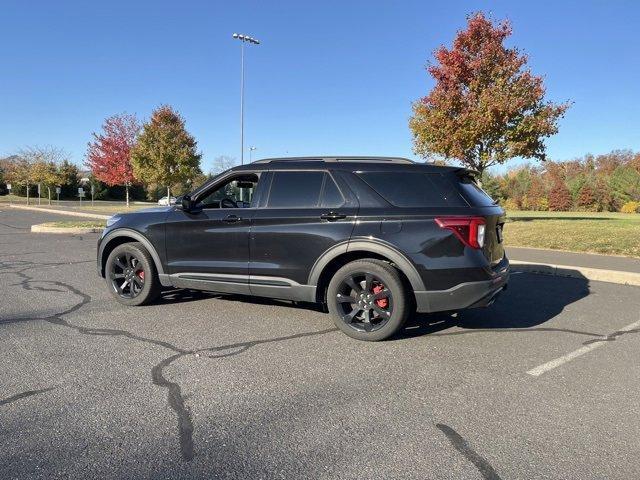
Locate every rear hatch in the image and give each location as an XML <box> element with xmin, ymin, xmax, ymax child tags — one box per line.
<box><xmin>454</xmin><ymin>171</ymin><xmax>506</xmax><ymax>265</ymax></box>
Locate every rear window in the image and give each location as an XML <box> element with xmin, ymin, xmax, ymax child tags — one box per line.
<box><xmin>358</xmin><ymin>172</ymin><xmax>467</xmax><ymax>207</ymax></box>
<box><xmin>457</xmin><ymin>176</ymin><xmax>496</xmax><ymax>206</ymax></box>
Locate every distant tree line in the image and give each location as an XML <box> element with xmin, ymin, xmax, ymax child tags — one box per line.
<box><xmin>481</xmin><ymin>150</ymin><xmax>640</xmax><ymax>213</ymax></box>
<box><xmin>0</xmin><ymin>105</ymin><xmax>235</xmax><ymax>205</ymax></box>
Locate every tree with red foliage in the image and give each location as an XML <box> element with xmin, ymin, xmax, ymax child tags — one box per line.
<box><xmin>86</xmin><ymin>114</ymin><xmax>140</xmax><ymax>207</ymax></box>
<box><xmin>410</xmin><ymin>12</ymin><xmax>570</xmax><ymax>180</ymax></box>
<box><xmin>577</xmin><ymin>184</ymin><xmax>597</xmax><ymax>211</ymax></box>
<box><xmin>548</xmin><ymin>180</ymin><xmax>572</xmax><ymax>211</ymax></box>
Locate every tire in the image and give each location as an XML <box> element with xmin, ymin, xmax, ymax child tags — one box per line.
<box><xmin>105</xmin><ymin>242</ymin><xmax>161</xmax><ymax>306</ymax></box>
<box><xmin>327</xmin><ymin>259</ymin><xmax>410</xmax><ymax>341</ymax></box>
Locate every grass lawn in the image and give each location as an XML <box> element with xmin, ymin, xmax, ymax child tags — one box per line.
<box><xmin>505</xmin><ymin>211</ymin><xmax>640</xmax><ymax>258</ymax></box>
<box><xmin>0</xmin><ymin>194</ymin><xmax>155</xmax><ymax>214</ymax></box>
<box><xmin>45</xmin><ymin>220</ymin><xmax>106</xmax><ymax>229</ymax></box>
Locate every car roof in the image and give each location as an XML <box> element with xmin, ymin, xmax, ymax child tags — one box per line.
<box><xmin>231</xmin><ymin>156</ymin><xmax>462</xmax><ymax>173</ymax></box>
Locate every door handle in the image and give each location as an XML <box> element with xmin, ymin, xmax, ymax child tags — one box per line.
<box><xmin>320</xmin><ymin>211</ymin><xmax>347</xmax><ymax>221</ymax></box>
<box><xmin>223</xmin><ymin>214</ymin><xmax>242</xmax><ymax>223</ymax></box>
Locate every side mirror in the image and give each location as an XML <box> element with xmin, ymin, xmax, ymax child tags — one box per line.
<box><xmin>181</xmin><ymin>195</ymin><xmax>194</xmax><ymax>212</ymax></box>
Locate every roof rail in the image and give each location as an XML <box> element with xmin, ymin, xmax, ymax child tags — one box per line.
<box><xmin>252</xmin><ymin>156</ymin><xmax>414</xmax><ymax>164</ymax></box>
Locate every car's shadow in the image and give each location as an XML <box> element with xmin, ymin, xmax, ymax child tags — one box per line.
<box><xmin>156</xmin><ymin>269</ymin><xmax>591</xmax><ymax>341</ymax></box>
<box><xmin>396</xmin><ymin>269</ymin><xmax>591</xmax><ymax>340</ymax></box>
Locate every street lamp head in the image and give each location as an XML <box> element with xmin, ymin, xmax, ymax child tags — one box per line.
<box><xmin>232</xmin><ymin>33</ymin><xmax>260</xmax><ymax>45</ymax></box>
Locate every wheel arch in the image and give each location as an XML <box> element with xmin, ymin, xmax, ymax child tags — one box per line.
<box><xmin>99</xmin><ymin>229</ymin><xmax>165</xmax><ymax>280</ymax></box>
<box><xmin>309</xmin><ymin>240</ymin><xmax>425</xmax><ymax>304</ymax></box>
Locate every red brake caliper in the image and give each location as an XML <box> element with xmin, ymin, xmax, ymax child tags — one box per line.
<box><xmin>372</xmin><ymin>284</ymin><xmax>388</xmax><ymax>308</ymax></box>
<box><xmin>137</xmin><ymin>270</ymin><xmax>145</xmax><ymax>280</ymax></box>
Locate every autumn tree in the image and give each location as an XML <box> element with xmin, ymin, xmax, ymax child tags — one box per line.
<box><xmin>409</xmin><ymin>12</ymin><xmax>570</xmax><ymax>181</ymax></box>
<box><xmin>577</xmin><ymin>184</ymin><xmax>597</xmax><ymax>211</ymax></box>
<box><xmin>5</xmin><ymin>146</ymin><xmax>68</xmax><ymax>204</ymax></box>
<box><xmin>131</xmin><ymin>106</ymin><xmax>202</xmax><ymax>199</ymax></box>
<box><xmin>548</xmin><ymin>179</ymin><xmax>572</xmax><ymax>211</ymax></box>
<box><xmin>86</xmin><ymin>113</ymin><xmax>140</xmax><ymax>207</ymax></box>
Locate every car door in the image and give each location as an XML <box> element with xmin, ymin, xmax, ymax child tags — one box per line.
<box><xmin>164</xmin><ymin>171</ymin><xmax>263</xmax><ymax>294</ymax></box>
<box><xmin>249</xmin><ymin>169</ymin><xmax>358</xmax><ymax>299</ymax></box>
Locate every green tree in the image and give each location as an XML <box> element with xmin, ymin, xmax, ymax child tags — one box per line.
<box><xmin>409</xmin><ymin>12</ymin><xmax>570</xmax><ymax>181</ymax></box>
<box><xmin>131</xmin><ymin>105</ymin><xmax>202</xmax><ymax>199</ymax></box>
<box><xmin>57</xmin><ymin>160</ymin><xmax>80</xmax><ymax>199</ymax></box>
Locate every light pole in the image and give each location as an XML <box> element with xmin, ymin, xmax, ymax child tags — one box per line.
<box><xmin>232</xmin><ymin>33</ymin><xmax>260</xmax><ymax>165</ymax></box>
<box><xmin>249</xmin><ymin>146</ymin><xmax>257</xmax><ymax>162</ymax></box>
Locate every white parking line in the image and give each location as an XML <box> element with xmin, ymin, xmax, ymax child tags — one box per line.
<box><xmin>527</xmin><ymin>319</ymin><xmax>640</xmax><ymax>377</ymax></box>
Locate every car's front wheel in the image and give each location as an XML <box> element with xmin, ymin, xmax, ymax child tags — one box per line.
<box><xmin>327</xmin><ymin>259</ymin><xmax>410</xmax><ymax>341</ymax></box>
<box><xmin>105</xmin><ymin>242</ymin><xmax>161</xmax><ymax>306</ymax></box>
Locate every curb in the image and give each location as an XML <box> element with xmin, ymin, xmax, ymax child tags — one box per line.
<box><xmin>9</xmin><ymin>204</ymin><xmax>111</xmax><ymax>220</ymax></box>
<box><xmin>510</xmin><ymin>260</ymin><xmax>640</xmax><ymax>287</ymax></box>
<box><xmin>31</xmin><ymin>223</ymin><xmax>105</xmax><ymax>234</ymax></box>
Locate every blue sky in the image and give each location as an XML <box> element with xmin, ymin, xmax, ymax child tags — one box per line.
<box><xmin>1</xmin><ymin>0</ymin><xmax>639</xmax><ymax>173</ymax></box>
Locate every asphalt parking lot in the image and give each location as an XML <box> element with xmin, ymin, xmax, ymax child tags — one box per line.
<box><xmin>1</xmin><ymin>208</ymin><xmax>639</xmax><ymax>479</ymax></box>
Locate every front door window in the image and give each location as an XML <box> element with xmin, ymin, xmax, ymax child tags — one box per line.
<box><xmin>197</xmin><ymin>173</ymin><xmax>259</xmax><ymax>209</ymax></box>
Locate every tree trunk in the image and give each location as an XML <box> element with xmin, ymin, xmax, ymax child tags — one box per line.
<box><xmin>126</xmin><ymin>184</ymin><xmax>130</xmax><ymax>208</ymax></box>
<box><xmin>26</xmin><ymin>183</ymin><xmax>30</xmax><ymax>205</ymax></box>
<box><xmin>167</xmin><ymin>186</ymin><xmax>170</xmax><ymax>201</ymax></box>
<box><xmin>48</xmin><ymin>187</ymin><xmax>51</xmax><ymax>205</ymax></box>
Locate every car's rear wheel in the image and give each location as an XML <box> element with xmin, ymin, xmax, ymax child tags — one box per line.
<box><xmin>105</xmin><ymin>242</ymin><xmax>161</xmax><ymax>306</ymax></box>
<box><xmin>327</xmin><ymin>259</ymin><xmax>410</xmax><ymax>341</ymax></box>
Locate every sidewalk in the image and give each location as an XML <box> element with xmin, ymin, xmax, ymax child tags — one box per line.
<box><xmin>507</xmin><ymin>247</ymin><xmax>640</xmax><ymax>274</ymax></box>
<box><xmin>507</xmin><ymin>247</ymin><xmax>640</xmax><ymax>286</ymax></box>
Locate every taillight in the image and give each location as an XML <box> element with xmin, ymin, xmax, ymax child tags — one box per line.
<box><xmin>435</xmin><ymin>217</ymin><xmax>486</xmax><ymax>249</ymax></box>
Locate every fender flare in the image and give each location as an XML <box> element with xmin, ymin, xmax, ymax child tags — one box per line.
<box><xmin>98</xmin><ymin>228</ymin><xmax>165</xmax><ymax>278</ymax></box>
<box><xmin>307</xmin><ymin>239</ymin><xmax>425</xmax><ymax>291</ymax></box>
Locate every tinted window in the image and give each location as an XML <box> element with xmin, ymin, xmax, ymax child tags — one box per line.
<box><xmin>358</xmin><ymin>172</ymin><xmax>466</xmax><ymax>207</ymax></box>
<box><xmin>267</xmin><ymin>171</ymin><xmax>324</xmax><ymax>208</ymax></box>
<box><xmin>458</xmin><ymin>176</ymin><xmax>495</xmax><ymax>206</ymax></box>
<box><xmin>320</xmin><ymin>174</ymin><xmax>345</xmax><ymax>207</ymax></box>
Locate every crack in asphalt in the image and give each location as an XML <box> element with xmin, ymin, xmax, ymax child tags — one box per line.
<box><xmin>436</xmin><ymin>423</ymin><xmax>503</xmax><ymax>480</ymax></box>
<box><xmin>0</xmin><ymin>221</ymin><xmax>29</xmax><ymax>230</ymax></box>
<box><xmin>2</xmin><ymin>257</ymin><xmax>337</xmax><ymax>462</ymax></box>
<box><xmin>582</xmin><ymin>327</ymin><xmax>640</xmax><ymax>345</ymax></box>
<box><xmin>0</xmin><ymin>387</ymin><xmax>56</xmax><ymax>407</ymax></box>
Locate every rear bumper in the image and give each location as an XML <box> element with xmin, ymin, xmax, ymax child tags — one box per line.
<box><xmin>414</xmin><ymin>260</ymin><xmax>509</xmax><ymax>313</ymax></box>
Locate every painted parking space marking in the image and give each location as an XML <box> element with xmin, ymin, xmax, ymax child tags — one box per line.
<box><xmin>527</xmin><ymin>319</ymin><xmax>640</xmax><ymax>377</ymax></box>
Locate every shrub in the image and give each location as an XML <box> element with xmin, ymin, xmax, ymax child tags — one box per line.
<box><xmin>502</xmin><ymin>198</ymin><xmax>520</xmax><ymax>211</ymax></box>
<box><xmin>620</xmin><ymin>201</ymin><xmax>640</xmax><ymax>213</ymax></box>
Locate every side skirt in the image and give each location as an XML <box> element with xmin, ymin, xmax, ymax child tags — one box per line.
<box><xmin>168</xmin><ymin>273</ymin><xmax>317</xmax><ymax>302</ymax></box>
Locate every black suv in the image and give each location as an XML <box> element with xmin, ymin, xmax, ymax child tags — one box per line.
<box><xmin>97</xmin><ymin>157</ymin><xmax>509</xmax><ymax>341</ymax></box>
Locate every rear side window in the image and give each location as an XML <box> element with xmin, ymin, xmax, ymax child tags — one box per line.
<box><xmin>457</xmin><ymin>176</ymin><xmax>496</xmax><ymax>206</ymax></box>
<box><xmin>267</xmin><ymin>171</ymin><xmax>324</xmax><ymax>207</ymax></box>
<box><xmin>267</xmin><ymin>171</ymin><xmax>345</xmax><ymax>208</ymax></box>
<box><xmin>358</xmin><ymin>172</ymin><xmax>466</xmax><ymax>207</ymax></box>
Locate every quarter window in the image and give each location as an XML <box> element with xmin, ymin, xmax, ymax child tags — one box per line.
<box><xmin>320</xmin><ymin>174</ymin><xmax>345</xmax><ymax>208</ymax></box>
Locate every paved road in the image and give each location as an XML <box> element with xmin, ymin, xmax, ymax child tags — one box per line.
<box><xmin>1</xmin><ymin>208</ymin><xmax>639</xmax><ymax>479</ymax></box>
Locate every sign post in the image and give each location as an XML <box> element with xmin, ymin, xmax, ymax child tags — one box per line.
<box><xmin>91</xmin><ymin>184</ymin><xmax>95</xmax><ymax>207</ymax></box>
<box><xmin>56</xmin><ymin>186</ymin><xmax>61</xmax><ymax>205</ymax></box>
<box><xmin>38</xmin><ymin>183</ymin><xmax>42</xmax><ymax>206</ymax></box>
<box><xmin>78</xmin><ymin>187</ymin><xmax>85</xmax><ymax>207</ymax></box>
<box><xmin>6</xmin><ymin>184</ymin><xmax>11</xmax><ymax>205</ymax></box>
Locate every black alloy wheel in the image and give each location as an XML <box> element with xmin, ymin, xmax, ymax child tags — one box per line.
<box><xmin>327</xmin><ymin>259</ymin><xmax>410</xmax><ymax>341</ymax></box>
<box><xmin>335</xmin><ymin>272</ymin><xmax>393</xmax><ymax>332</ymax></box>
<box><xmin>109</xmin><ymin>251</ymin><xmax>146</xmax><ymax>299</ymax></box>
<box><xmin>105</xmin><ymin>242</ymin><xmax>160</xmax><ymax>306</ymax></box>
